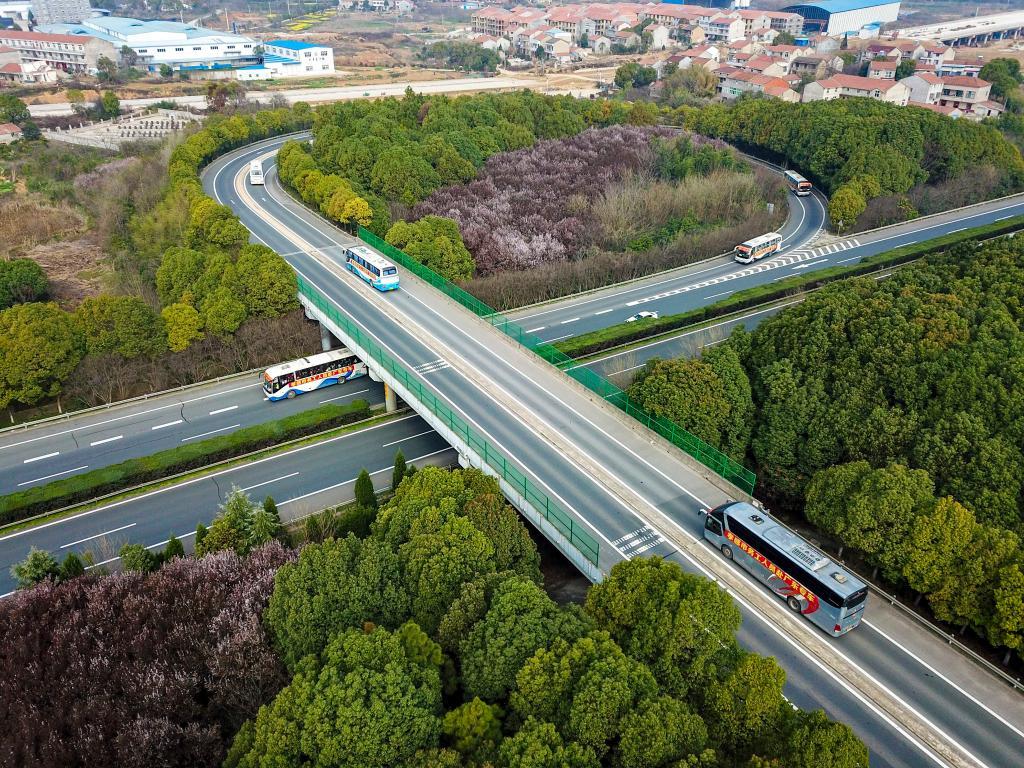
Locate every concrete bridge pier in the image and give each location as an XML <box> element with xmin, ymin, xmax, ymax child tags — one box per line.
<box><xmin>319</xmin><ymin>322</ymin><xmax>337</xmax><ymax>352</ymax></box>
<box><xmin>384</xmin><ymin>383</ymin><xmax>398</xmax><ymax>413</ymax></box>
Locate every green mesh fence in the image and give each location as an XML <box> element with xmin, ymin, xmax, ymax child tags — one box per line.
<box><xmin>296</xmin><ymin>275</ymin><xmax>601</xmax><ymax>567</ymax></box>
<box><xmin>359</xmin><ymin>227</ymin><xmax>757</xmax><ymax>495</ymax></box>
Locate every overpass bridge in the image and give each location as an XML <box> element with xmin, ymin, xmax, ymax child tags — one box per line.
<box><xmin>207</xmin><ymin>134</ymin><xmax>1024</xmax><ymax>768</ymax></box>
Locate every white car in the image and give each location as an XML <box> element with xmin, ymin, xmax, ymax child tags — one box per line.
<box><xmin>626</xmin><ymin>311</ymin><xmax>659</xmax><ymax>322</ymax></box>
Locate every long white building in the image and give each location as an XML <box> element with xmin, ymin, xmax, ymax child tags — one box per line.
<box><xmin>41</xmin><ymin>16</ymin><xmax>260</xmax><ymax>72</ymax></box>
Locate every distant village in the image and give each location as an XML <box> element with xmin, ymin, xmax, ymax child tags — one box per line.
<box><xmin>466</xmin><ymin>1</ymin><xmax>1009</xmax><ymax>119</ymax></box>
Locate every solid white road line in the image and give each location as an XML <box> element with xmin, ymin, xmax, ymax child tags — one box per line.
<box><xmin>60</xmin><ymin>522</ymin><xmax>136</xmax><ymax>549</ymax></box>
<box><xmin>89</xmin><ymin>435</ymin><xmax>123</xmax><ymax>447</ymax></box>
<box><xmin>277</xmin><ymin>447</ymin><xmax>452</xmax><ymax>507</ymax></box>
<box><xmin>23</xmin><ymin>451</ymin><xmax>59</xmax><ymax>464</ymax></box>
<box><xmin>705</xmin><ymin>290</ymin><xmax>732</xmax><ymax>299</ymax></box>
<box><xmin>382</xmin><ymin>429</ymin><xmax>436</xmax><ymax>447</ymax></box>
<box><xmin>837</xmin><ymin>255</ymin><xmax>862</xmax><ymax>264</ymax></box>
<box><xmin>209</xmin><ymin>405</ymin><xmax>238</xmax><ymax>415</ymax></box>
<box><xmin>0</xmin><ymin>381</ymin><xmax>262</xmax><ymax>454</ymax></box>
<box><xmin>17</xmin><ymin>465</ymin><xmax>89</xmax><ymax>487</ymax></box>
<box><xmin>240</xmin><ymin>472</ymin><xmax>299</xmax><ymax>493</ymax></box>
<box><xmin>319</xmin><ymin>387</ymin><xmax>369</xmax><ymax>403</ymax></box>
<box><xmin>0</xmin><ymin>414</ymin><xmax>421</xmax><ymax>545</ymax></box>
<box><xmin>181</xmin><ymin>424</ymin><xmax>240</xmax><ymax>442</ymax></box>
<box><xmin>151</xmin><ymin>420</ymin><xmax>183</xmax><ymax>431</ymax></box>
<box><xmin>239</xmin><ymin>146</ymin><xmax>973</xmax><ymax>765</ymax></box>
<box><xmin>546</xmin><ymin>333</ymin><xmax>573</xmax><ymax>342</ymax></box>
<box><xmin>948</xmin><ymin>227</ymin><xmax>966</xmax><ymax>234</ymax></box>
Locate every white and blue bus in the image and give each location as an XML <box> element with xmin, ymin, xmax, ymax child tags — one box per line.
<box><xmin>699</xmin><ymin>501</ymin><xmax>868</xmax><ymax>636</ymax></box>
<box><xmin>263</xmin><ymin>348</ymin><xmax>367</xmax><ymax>401</ymax></box>
<box><xmin>249</xmin><ymin>160</ymin><xmax>265</xmax><ymax>185</ymax></box>
<box><xmin>345</xmin><ymin>245</ymin><xmax>399</xmax><ymax>291</ymax></box>
<box><xmin>784</xmin><ymin>170</ymin><xmax>812</xmax><ymax>196</ymax></box>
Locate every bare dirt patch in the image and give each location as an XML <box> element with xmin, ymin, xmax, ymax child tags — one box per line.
<box><xmin>20</xmin><ymin>238</ymin><xmax>109</xmax><ymax>307</ymax></box>
<box><xmin>0</xmin><ymin>195</ymin><xmax>84</xmax><ymax>257</ymax></box>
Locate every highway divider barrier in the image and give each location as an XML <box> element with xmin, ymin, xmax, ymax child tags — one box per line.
<box><xmin>295</xmin><ymin>275</ymin><xmax>602</xmax><ymax>567</ymax></box>
<box><xmin>555</xmin><ymin>214</ymin><xmax>1024</xmax><ymax>359</ymax></box>
<box><xmin>0</xmin><ymin>400</ymin><xmax>370</xmax><ymax>526</ymax></box>
<box><xmin>357</xmin><ymin>227</ymin><xmax>756</xmax><ymax>495</ymax></box>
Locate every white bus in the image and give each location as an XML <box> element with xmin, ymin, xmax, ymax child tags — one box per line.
<box><xmin>249</xmin><ymin>160</ymin><xmax>265</xmax><ymax>185</ymax></box>
<box><xmin>263</xmin><ymin>348</ymin><xmax>367</xmax><ymax>401</ymax></box>
<box><xmin>345</xmin><ymin>245</ymin><xmax>400</xmax><ymax>292</ymax></box>
<box><xmin>784</xmin><ymin>170</ymin><xmax>812</xmax><ymax>196</ymax></box>
<box><xmin>734</xmin><ymin>232</ymin><xmax>782</xmax><ymax>264</ymax></box>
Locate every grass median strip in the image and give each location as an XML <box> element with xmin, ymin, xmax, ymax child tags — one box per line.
<box><xmin>2</xmin><ymin>400</ymin><xmax>372</xmax><ymax>526</ymax></box>
<box><xmin>554</xmin><ymin>215</ymin><xmax>1024</xmax><ymax>359</ymax></box>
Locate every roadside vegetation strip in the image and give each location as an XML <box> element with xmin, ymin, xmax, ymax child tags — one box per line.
<box><xmin>0</xmin><ymin>400</ymin><xmax>372</xmax><ymax>525</ymax></box>
<box><xmin>554</xmin><ymin>215</ymin><xmax>1024</xmax><ymax>359</ymax></box>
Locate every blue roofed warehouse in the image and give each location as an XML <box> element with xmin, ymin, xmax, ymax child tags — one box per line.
<box><xmin>781</xmin><ymin>0</ymin><xmax>901</xmax><ymax>36</ymax></box>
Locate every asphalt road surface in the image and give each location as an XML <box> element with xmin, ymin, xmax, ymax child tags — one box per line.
<box><xmin>0</xmin><ymin>374</ymin><xmax>384</xmax><ymax>491</ymax></box>
<box><xmin>203</xmin><ymin>136</ymin><xmax>1024</xmax><ymax>768</ymax></box>
<box><xmin>0</xmin><ymin>414</ymin><xmax>453</xmax><ymax>595</ymax></box>
<box><xmin>511</xmin><ymin>193</ymin><xmax>1024</xmax><ymax>342</ymax></box>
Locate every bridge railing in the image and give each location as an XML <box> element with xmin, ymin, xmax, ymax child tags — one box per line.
<box><xmin>296</xmin><ymin>274</ymin><xmax>601</xmax><ymax>568</ymax></box>
<box><xmin>358</xmin><ymin>227</ymin><xmax>757</xmax><ymax>495</ymax></box>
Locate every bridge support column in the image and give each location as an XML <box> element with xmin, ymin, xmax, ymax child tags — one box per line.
<box><xmin>320</xmin><ymin>322</ymin><xmax>334</xmax><ymax>352</ymax></box>
<box><xmin>384</xmin><ymin>382</ymin><xmax>398</xmax><ymax>413</ymax></box>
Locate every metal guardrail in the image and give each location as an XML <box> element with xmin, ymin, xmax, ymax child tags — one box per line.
<box><xmin>295</xmin><ymin>275</ymin><xmax>601</xmax><ymax>567</ymax></box>
<box><xmin>358</xmin><ymin>228</ymin><xmax>757</xmax><ymax>495</ymax></box>
<box><xmin>0</xmin><ymin>370</ymin><xmax>262</xmax><ymax>436</ymax></box>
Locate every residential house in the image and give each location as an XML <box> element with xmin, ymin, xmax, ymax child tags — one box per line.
<box><xmin>936</xmin><ymin>60</ymin><xmax>982</xmax><ymax>79</ymax></box>
<box><xmin>673</xmin><ymin>24</ymin><xmax>706</xmax><ymax>47</ymax></box>
<box><xmin>867</xmin><ymin>58</ymin><xmax>897</xmax><ymax>79</ymax></box>
<box><xmin>646</xmin><ymin>23</ymin><xmax>671</xmax><ymax>50</ymax></box>
<box><xmin>735</xmin><ymin>10</ymin><xmax>772</xmax><ymax>39</ymax></box>
<box><xmin>910</xmin><ymin>101</ymin><xmax>962</xmax><ymax>118</ymax></box>
<box><xmin>764</xmin><ymin>43</ymin><xmax>801</xmax><ymax>63</ymax></box>
<box><xmin>918</xmin><ymin>43</ymin><xmax>954</xmax><ymax>68</ymax></box>
<box><xmin>764</xmin><ymin>10</ymin><xmax>803</xmax><ymax>35</ymax></box>
<box><xmin>0</xmin><ymin>29</ymin><xmax>117</xmax><ymax>73</ymax></box>
<box><xmin>640</xmin><ymin>4</ymin><xmax>708</xmax><ymax>27</ymax></box>
<box><xmin>743</xmin><ymin>54</ymin><xmax>787</xmax><ymax>77</ymax></box>
<box><xmin>802</xmin><ymin>73</ymin><xmax>910</xmax><ymax>105</ymax></box>
<box><xmin>938</xmin><ymin>76</ymin><xmax>992</xmax><ymax>113</ymax></box>
<box><xmin>702</xmin><ymin>12</ymin><xmax>745</xmax><ymax>43</ymax></box>
<box><xmin>613</xmin><ymin>27</ymin><xmax>641</xmax><ymax>49</ymax></box>
<box><xmin>0</xmin><ymin>122</ymin><xmax>22</xmax><ymax>143</ymax></box>
<box><xmin>900</xmin><ymin>72</ymin><xmax>944</xmax><ymax>104</ymax></box>
<box><xmin>789</xmin><ymin>53</ymin><xmax>842</xmax><ymax>79</ymax></box>
<box><xmin>720</xmin><ymin>69</ymin><xmax>799</xmax><ymax>101</ymax></box>
<box><xmin>589</xmin><ymin>34</ymin><xmax>612</xmax><ymax>54</ymax></box>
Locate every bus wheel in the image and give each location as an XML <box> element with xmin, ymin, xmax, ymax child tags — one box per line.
<box><xmin>720</xmin><ymin>544</ymin><xmax>733</xmax><ymax>560</ymax></box>
<box><xmin>287</xmin><ymin>390</ymin><xmax>296</xmax><ymax>399</ymax></box>
<box><xmin>787</xmin><ymin>596</ymin><xmax>801</xmax><ymax>613</ymax></box>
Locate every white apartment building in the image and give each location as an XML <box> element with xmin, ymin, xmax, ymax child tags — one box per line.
<box><xmin>703</xmin><ymin>12</ymin><xmax>746</xmax><ymax>43</ymax></box>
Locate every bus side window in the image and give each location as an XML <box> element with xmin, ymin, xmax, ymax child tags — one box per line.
<box><xmin>705</xmin><ymin>517</ymin><xmax>722</xmax><ymax>536</ymax></box>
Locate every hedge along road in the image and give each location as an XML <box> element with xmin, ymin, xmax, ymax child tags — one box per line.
<box><xmin>510</xmin><ymin>192</ymin><xmax>1024</xmax><ymax>342</ymax></box>
<box><xmin>216</xmin><ymin>136</ymin><xmax>1024</xmax><ymax>768</ymax></box>
<box><xmin>0</xmin><ymin>373</ymin><xmax>385</xmax><ymax>492</ymax></box>
<box><xmin>0</xmin><ymin>413</ymin><xmax>454</xmax><ymax>595</ymax></box>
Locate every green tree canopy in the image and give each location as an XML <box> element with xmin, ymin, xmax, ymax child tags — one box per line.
<box><xmin>75</xmin><ymin>295</ymin><xmax>165</xmax><ymax>358</ymax></box>
<box><xmin>0</xmin><ymin>259</ymin><xmax>47</xmax><ymax>309</ymax></box>
<box><xmin>386</xmin><ymin>216</ymin><xmax>476</xmax><ymax>282</ymax></box>
<box><xmin>266</xmin><ymin>534</ymin><xmax>409</xmax><ymax>670</ymax></box>
<box><xmin>230</xmin><ymin>623</ymin><xmax>444</xmax><ymax>768</ymax></box>
<box><xmin>584</xmin><ymin>558</ymin><xmax>740</xmax><ymax>697</ymax></box>
<box><xmin>0</xmin><ymin>302</ymin><xmax>84</xmax><ymax>408</ymax></box>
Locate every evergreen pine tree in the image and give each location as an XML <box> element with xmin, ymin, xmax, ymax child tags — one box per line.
<box><xmin>60</xmin><ymin>552</ymin><xmax>85</xmax><ymax>581</ymax></box>
<box><xmin>163</xmin><ymin>536</ymin><xmax>185</xmax><ymax>561</ymax></box>
<box><xmin>354</xmin><ymin>468</ymin><xmax>378</xmax><ymax>509</ymax></box>
<box><xmin>392</xmin><ymin>450</ymin><xmax>407</xmax><ymax>492</ymax></box>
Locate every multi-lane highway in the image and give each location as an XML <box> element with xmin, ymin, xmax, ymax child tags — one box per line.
<box><xmin>5</xmin><ymin>132</ymin><xmax>1024</xmax><ymax>766</ymax></box>
<box><xmin>0</xmin><ymin>413</ymin><xmax>453</xmax><ymax>595</ymax></box>
<box><xmin>203</xmin><ymin>135</ymin><xmax>1024</xmax><ymax>768</ymax></box>
<box><xmin>512</xmin><ymin>193</ymin><xmax>1024</xmax><ymax>342</ymax></box>
<box><xmin>0</xmin><ymin>373</ymin><xmax>384</xmax><ymax>491</ymax></box>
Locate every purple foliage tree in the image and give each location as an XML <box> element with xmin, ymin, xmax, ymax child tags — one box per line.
<box><xmin>414</xmin><ymin>125</ymin><xmax>675</xmax><ymax>275</ymax></box>
<box><xmin>0</xmin><ymin>542</ymin><xmax>295</xmax><ymax>768</ymax></box>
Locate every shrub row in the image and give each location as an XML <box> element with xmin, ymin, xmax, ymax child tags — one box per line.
<box><xmin>0</xmin><ymin>399</ymin><xmax>371</xmax><ymax>525</ymax></box>
<box><xmin>555</xmin><ymin>214</ymin><xmax>1024</xmax><ymax>359</ymax></box>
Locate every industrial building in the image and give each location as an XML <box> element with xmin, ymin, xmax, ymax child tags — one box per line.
<box><xmin>40</xmin><ymin>17</ymin><xmax>261</xmax><ymax>72</ymax></box>
<box><xmin>237</xmin><ymin>39</ymin><xmax>335</xmax><ymax>80</ymax></box>
<box><xmin>781</xmin><ymin>0</ymin><xmax>900</xmax><ymax>36</ymax></box>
